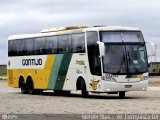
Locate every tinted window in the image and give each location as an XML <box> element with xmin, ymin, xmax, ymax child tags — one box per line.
<box><xmin>71</xmin><ymin>33</ymin><xmax>85</xmax><ymax>53</ymax></box>
<box><xmin>100</xmin><ymin>31</ymin><xmax>144</xmax><ymax>43</ymax></box>
<box><xmin>34</xmin><ymin>37</ymin><xmax>45</xmax><ymax>55</ymax></box>
<box><xmin>46</xmin><ymin>36</ymin><xmax>58</xmax><ymax>54</ymax></box>
<box><xmin>8</xmin><ymin>33</ymin><xmax>86</xmax><ymax>56</ymax></box>
<box><xmin>87</xmin><ymin>32</ymin><xmax>101</xmax><ymax>75</ymax></box>
<box><xmin>87</xmin><ymin>32</ymin><xmax>98</xmax><ymax>46</ymax></box>
<box><xmin>15</xmin><ymin>40</ymin><xmax>24</xmax><ymax>56</ymax></box>
<box><xmin>8</xmin><ymin>40</ymin><xmax>15</xmax><ymax>56</ymax></box>
<box><xmin>123</xmin><ymin>32</ymin><xmax>144</xmax><ymax>42</ymax></box>
<box><xmin>58</xmin><ymin>35</ymin><xmax>71</xmax><ymax>53</ymax></box>
<box><xmin>24</xmin><ymin>39</ymin><xmax>34</xmax><ymax>55</ymax></box>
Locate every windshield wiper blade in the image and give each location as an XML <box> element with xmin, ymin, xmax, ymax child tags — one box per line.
<box><xmin>127</xmin><ymin>51</ymin><xmax>131</xmax><ymax>65</ymax></box>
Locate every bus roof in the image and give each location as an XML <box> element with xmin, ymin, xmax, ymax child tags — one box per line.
<box><xmin>86</xmin><ymin>26</ymin><xmax>139</xmax><ymax>31</ymax></box>
<box><xmin>8</xmin><ymin>26</ymin><xmax>140</xmax><ymax>40</ymax></box>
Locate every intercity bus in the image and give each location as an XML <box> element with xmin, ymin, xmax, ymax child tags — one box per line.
<box><xmin>8</xmin><ymin>26</ymin><xmax>152</xmax><ymax>98</ymax></box>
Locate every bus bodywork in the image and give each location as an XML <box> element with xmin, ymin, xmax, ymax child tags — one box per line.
<box><xmin>8</xmin><ymin>26</ymin><xmax>149</xmax><ymax>97</ymax></box>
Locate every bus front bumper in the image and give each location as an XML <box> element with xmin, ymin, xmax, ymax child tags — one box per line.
<box><xmin>95</xmin><ymin>80</ymin><xmax>148</xmax><ymax>93</ymax></box>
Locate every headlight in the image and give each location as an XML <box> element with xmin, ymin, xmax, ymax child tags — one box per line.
<box><xmin>140</xmin><ymin>76</ymin><xmax>148</xmax><ymax>81</ymax></box>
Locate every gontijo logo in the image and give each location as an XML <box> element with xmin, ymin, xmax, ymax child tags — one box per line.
<box><xmin>22</xmin><ymin>58</ymin><xmax>42</xmax><ymax>66</ymax></box>
<box><xmin>90</xmin><ymin>80</ymin><xmax>99</xmax><ymax>90</ymax></box>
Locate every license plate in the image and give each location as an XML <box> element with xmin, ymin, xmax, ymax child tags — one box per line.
<box><xmin>125</xmin><ymin>85</ymin><xmax>132</xmax><ymax>88</ymax></box>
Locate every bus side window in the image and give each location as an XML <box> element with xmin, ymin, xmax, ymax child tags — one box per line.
<box><xmin>58</xmin><ymin>35</ymin><xmax>71</xmax><ymax>54</ymax></box>
<box><xmin>34</xmin><ymin>37</ymin><xmax>46</xmax><ymax>55</ymax></box>
<box><xmin>46</xmin><ymin>36</ymin><xmax>58</xmax><ymax>54</ymax></box>
<box><xmin>87</xmin><ymin>32</ymin><xmax>101</xmax><ymax>76</ymax></box>
<box><xmin>15</xmin><ymin>40</ymin><xmax>24</xmax><ymax>56</ymax></box>
<box><xmin>24</xmin><ymin>39</ymin><xmax>34</xmax><ymax>55</ymax></box>
<box><xmin>8</xmin><ymin>40</ymin><xmax>15</xmax><ymax>56</ymax></box>
<box><xmin>71</xmin><ymin>33</ymin><xmax>85</xmax><ymax>53</ymax></box>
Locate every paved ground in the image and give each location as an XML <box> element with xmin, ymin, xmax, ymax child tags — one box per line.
<box><xmin>0</xmin><ymin>80</ymin><xmax>160</xmax><ymax>115</ymax></box>
<box><xmin>149</xmin><ymin>76</ymin><xmax>160</xmax><ymax>82</ymax></box>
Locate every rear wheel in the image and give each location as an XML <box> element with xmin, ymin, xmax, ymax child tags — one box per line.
<box><xmin>27</xmin><ymin>82</ymin><xmax>34</xmax><ymax>94</ymax></box>
<box><xmin>27</xmin><ymin>79</ymin><xmax>36</xmax><ymax>94</ymax></box>
<box><xmin>119</xmin><ymin>92</ymin><xmax>125</xmax><ymax>98</ymax></box>
<box><xmin>20</xmin><ymin>82</ymin><xmax>28</xmax><ymax>94</ymax></box>
<box><xmin>81</xmin><ymin>79</ymin><xmax>89</xmax><ymax>98</ymax></box>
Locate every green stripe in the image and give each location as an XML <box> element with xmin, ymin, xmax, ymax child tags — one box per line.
<box><xmin>47</xmin><ymin>54</ymin><xmax>63</xmax><ymax>89</ymax></box>
<box><xmin>47</xmin><ymin>53</ymin><xmax>72</xmax><ymax>90</ymax></box>
<box><xmin>54</xmin><ymin>53</ymin><xmax>72</xmax><ymax>90</ymax></box>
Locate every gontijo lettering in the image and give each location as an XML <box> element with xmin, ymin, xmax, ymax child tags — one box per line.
<box><xmin>22</xmin><ymin>59</ymin><xmax>42</xmax><ymax>66</ymax></box>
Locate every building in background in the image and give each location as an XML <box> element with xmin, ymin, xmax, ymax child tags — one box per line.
<box><xmin>149</xmin><ymin>62</ymin><xmax>160</xmax><ymax>76</ymax></box>
<box><xmin>0</xmin><ymin>65</ymin><xmax>7</xmax><ymax>76</ymax></box>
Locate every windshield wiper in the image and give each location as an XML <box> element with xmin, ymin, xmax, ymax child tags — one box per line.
<box><xmin>127</xmin><ymin>51</ymin><xmax>131</xmax><ymax>65</ymax></box>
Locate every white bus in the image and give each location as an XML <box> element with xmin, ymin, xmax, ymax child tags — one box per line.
<box><xmin>8</xmin><ymin>26</ymin><xmax>150</xmax><ymax>98</ymax></box>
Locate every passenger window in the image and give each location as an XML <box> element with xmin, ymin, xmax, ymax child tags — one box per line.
<box><xmin>15</xmin><ymin>40</ymin><xmax>24</xmax><ymax>56</ymax></box>
<box><xmin>46</xmin><ymin>36</ymin><xmax>58</xmax><ymax>54</ymax></box>
<box><xmin>58</xmin><ymin>35</ymin><xmax>71</xmax><ymax>53</ymax></box>
<box><xmin>34</xmin><ymin>37</ymin><xmax>45</xmax><ymax>55</ymax></box>
<box><xmin>71</xmin><ymin>33</ymin><xmax>85</xmax><ymax>53</ymax></box>
<box><xmin>8</xmin><ymin>40</ymin><xmax>15</xmax><ymax>56</ymax></box>
<box><xmin>24</xmin><ymin>39</ymin><xmax>34</xmax><ymax>55</ymax></box>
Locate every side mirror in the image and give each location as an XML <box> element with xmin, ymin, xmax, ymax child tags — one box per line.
<box><xmin>146</xmin><ymin>42</ymin><xmax>156</xmax><ymax>56</ymax></box>
<box><xmin>97</xmin><ymin>41</ymin><xmax>105</xmax><ymax>58</ymax></box>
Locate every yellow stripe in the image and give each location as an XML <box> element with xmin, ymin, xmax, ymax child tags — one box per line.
<box><xmin>44</xmin><ymin>55</ymin><xmax>55</xmax><ymax>69</ymax></box>
<box><xmin>41</xmin><ymin>55</ymin><xmax>56</xmax><ymax>89</ymax></box>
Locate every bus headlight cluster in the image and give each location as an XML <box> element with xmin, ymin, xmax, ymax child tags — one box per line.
<box><xmin>140</xmin><ymin>76</ymin><xmax>148</xmax><ymax>81</ymax></box>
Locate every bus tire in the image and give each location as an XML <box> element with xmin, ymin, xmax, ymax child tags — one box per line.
<box><xmin>20</xmin><ymin>81</ymin><xmax>28</xmax><ymax>94</ymax></box>
<box><xmin>27</xmin><ymin>79</ymin><xmax>35</xmax><ymax>94</ymax></box>
<box><xmin>81</xmin><ymin>79</ymin><xmax>89</xmax><ymax>98</ymax></box>
<box><xmin>119</xmin><ymin>92</ymin><xmax>125</xmax><ymax>98</ymax></box>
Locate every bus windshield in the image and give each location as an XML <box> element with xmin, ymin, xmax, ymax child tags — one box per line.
<box><xmin>100</xmin><ymin>31</ymin><xmax>148</xmax><ymax>74</ymax></box>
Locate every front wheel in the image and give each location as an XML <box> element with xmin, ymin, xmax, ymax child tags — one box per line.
<box><xmin>81</xmin><ymin>79</ymin><xmax>89</xmax><ymax>98</ymax></box>
<box><xmin>119</xmin><ymin>92</ymin><xmax>125</xmax><ymax>98</ymax></box>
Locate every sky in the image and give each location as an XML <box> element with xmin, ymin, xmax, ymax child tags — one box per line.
<box><xmin>0</xmin><ymin>0</ymin><xmax>160</xmax><ymax>64</ymax></box>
